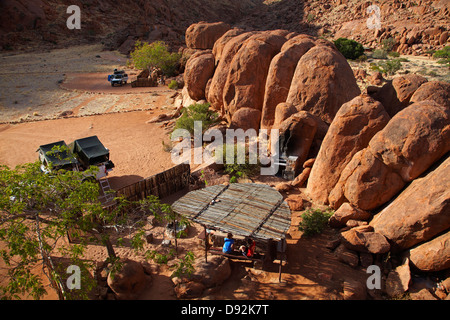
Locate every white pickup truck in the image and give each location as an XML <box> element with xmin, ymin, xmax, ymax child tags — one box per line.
<box><xmin>108</xmin><ymin>69</ymin><xmax>128</xmax><ymax>86</ymax></box>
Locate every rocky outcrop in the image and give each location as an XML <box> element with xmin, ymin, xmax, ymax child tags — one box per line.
<box><xmin>329</xmin><ymin>101</ymin><xmax>450</xmax><ymax>211</ymax></box>
<box><xmin>410</xmin><ymin>81</ymin><xmax>450</xmax><ymax>109</ymax></box>
<box><xmin>184</xmin><ymin>50</ymin><xmax>215</xmax><ymax>101</ymax></box>
<box><xmin>372</xmin><ymin>74</ymin><xmax>428</xmax><ymax>118</ymax></box>
<box><xmin>278</xmin><ymin>111</ymin><xmax>318</xmax><ymax>175</ymax></box>
<box><xmin>185</xmin><ymin>21</ymin><xmax>231</xmax><ymax>50</ymax></box>
<box><xmin>328</xmin><ymin>1</ymin><xmax>449</xmax><ymax>56</ymax></box>
<box><xmin>222</xmin><ymin>32</ymin><xmax>287</xmax><ymax>121</ymax></box>
<box><xmin>187</xmin><ymin>26</ymin><xmax>360</xmax><ymax>134</ymax></box>
<box><xmin>329</xmin><ymin>202</ymin><xmax>372</xmax><ymax>228</ymax></box>
<box><xmin>370</xmin><ymin>155</ymin><xmax>450</xmax><ymax>252</ymax></box>
<box><xmin>408</xmin><ymin>231</ymin><xmax>450</xmax><ymax>272</ymax></box>
<box><xmin>286</xmin><ymin>44</ymin><xmax>360</xmax><ymax>125</ymax></box>
<box><xmin>0</xmin><ymin>0</ymin><xmax>48</xmax><ymax>33</ymax></box>
<box><xmin>107</xmin><ymin>259</ymin><xmax>148</xmax><ymax>300</ymax></box>
<box><xmin>3</xmin><ymin>0</ymin><xmax>448</xmax><ymax>58</ymax></box>
<box><xmin>261</xmin><ymin>35</ymin><xmax>316</xmax><ymax>129</ymax></box>
<box><xmin>307</xmin><ymin>94</ymin><xmax>390</xmax><ymax>204</ymax></box>
<box><xmin>229</xmin><ymin>107</ymin><xmax>261</xmax><ymax>131</ymax></box>
<box><xmin>207</xmin><ymin>31</ymin><xmax>256</xmax><ymax>114</ymax></box>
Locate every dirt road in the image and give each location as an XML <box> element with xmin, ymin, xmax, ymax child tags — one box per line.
<box><xmin>0</xmin><ymin>111</ymin><xmax>175</xmax><ymax>190</ymax></box>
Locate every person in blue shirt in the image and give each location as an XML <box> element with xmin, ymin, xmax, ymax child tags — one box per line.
<box><xmin>222</xmin><ymin>233</ymin><xmax>235</xmax><ymax>254</ymax></box>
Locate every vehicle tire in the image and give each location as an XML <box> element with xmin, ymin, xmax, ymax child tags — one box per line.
<box><xmin>111</xmin><ymin>82</ymin><xmax>114</xmax><ymax>87</ymax></box>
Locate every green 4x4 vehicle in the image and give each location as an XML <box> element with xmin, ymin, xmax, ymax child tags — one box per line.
<box><xmin>38</xmin><ymin>136</ymin><xmax>114</xmax><ymax>180</ymax></box>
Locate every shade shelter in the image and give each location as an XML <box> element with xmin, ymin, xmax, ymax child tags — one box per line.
<box><xmin>172</xmin><ymin>183</ymin><xmax>291</xmax><ymax>277</ymax></box>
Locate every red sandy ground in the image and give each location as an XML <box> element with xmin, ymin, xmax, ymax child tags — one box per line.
<box><xmin>0</xmin><ymin>65</ymin><xmax>369</xmax><ymax>301</ymax></box>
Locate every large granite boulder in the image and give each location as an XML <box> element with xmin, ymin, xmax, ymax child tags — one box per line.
<box><xmin>207</xmin><ymin>31</ymin><xmax>256</xmax><ymax>114</ymax></box>
<box><xmin>307</xmin><ymin>94</ymin><xmax>390</xmax><ymax>204</ymax></box>
<box><xmin>107</xmin><ymin>259</ymin><xmax>148</xmax><ymax>300</ymax></box>
<box><xmin>329</xmin><ymin>101</ymin><xmax>450</xmax><ymax>210</ymax></box>
<box><xmin>222</xmin><ymin>31</ymin><xmax>287</xmax><ymax>123</ymax></box>
<box><xmin>185</xmin><ymin>21</ymin><xmax>231</xmax><ymax>50</ymax></box>
<box><xmin>184</xmin><ymin>50</ymin><xmax>215</xmax><ymax>101</ymax></box>
<box><xmin>260</xmin><ymin>35</ymin><xmax>316</xmax><ymax>129</ymax></box>
<box><xmin>408</xmin><ymin>231</ymin><xmax>450</xmax><ymax>272</ymax></box>
<box><xmin>370</xmin><ymin>155</ymin><xmax>450</xmax><ymax>251</ymax></box>
<box><xmin>410</xmin><ymin>80</ymin><xmax>450</xmax><ymax>109</ymax></box>
<box><xmin>372</xmin><ymin>74</ymin><xmax>428</xmax><ymax>118</ymax></box>
<box><xmin>286</xmin><ymin>45</ymin><xmax>360</xmax><ymax>124</ymax></box>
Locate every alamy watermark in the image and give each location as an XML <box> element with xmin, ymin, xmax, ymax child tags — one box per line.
<box><xmin>66</xmin><ymin>265</ymin><xmax>81</xmax><ymax>290</ymax></box>
<box><xmin>170</xmin><ymin>122</ymin><xmax>281</xmax><ymax>175</ymax></box>
<box><xmin>66</xmin><ymin>5</ymin><xmax>81</xmax><ymax>30</ymax></box>
<box><xmin>366</xmin><ymin>265</ymin><xmax>381</xmax><ymax>289</ymax></box>
<box><xmin>366</xmin><ymin>4</ymin><xmax>381</xmax><ymax>30</ymax></box>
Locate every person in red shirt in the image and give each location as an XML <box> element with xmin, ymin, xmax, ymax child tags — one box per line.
<box><xmin>240</xmin><ymin>238</ymin><xmax>256</xmax><ymax>258</ymax></box>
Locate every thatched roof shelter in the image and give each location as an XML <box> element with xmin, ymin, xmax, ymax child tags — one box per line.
<box><xmin>172</xmin><ymin>183</ymin><xmax>291</xmax><ymax>242</ymax></box>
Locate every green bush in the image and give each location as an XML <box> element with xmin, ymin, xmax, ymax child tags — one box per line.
<box><xmin>370</xmin><ymin>58</ymin><xmax>403</xmax><ymax>75</ymax></box>
<box><xmin>129</xmin><ymin>40</ymin><xmax>181</xmax><ymax>77</ymax></box>
<box><xmin>172</xmin><ymin>103</ymin><xmax>219</xmax><ymax>136</ymax></box>
<box><xmin>298</xmin><ymin>208</ymin><xmax>333</xmax><ymax>237</ymax></box>
<box><xmin>388</xmin><ymin>51</ymin><xmax>400</xmax><ymax>58</ymax></box>
<box><xmin>224</xmin><ymin>147</ymin><xmax>260</xmax><ymax>180</ymax></box>
<box><xmin>168</xmin><ymin>80</ymin><xmax>178</xmax><ymax>90</ymax></box>
<box><xmin>433</xmin><ymin>46</ymin><xmax>450</xmax><ymax>66</ymax></box>
<box><xmin>356</xmin><ymin>54</ymin><xmax>368</xmax><ymax>62</ymax></box>
<box><xmin>214</xmin><ymin>144</ymin><xmax>260</xmax><ymax>182</ymax></box>
<box><xmin>381</xmin><ymin>38</ymin><xmax>396</xmax><ymax>52</ymax></box>
<box><xmin>372</xmin><ymin>49</ymin><xmax>388</xmax><ymax>59</ymax></box>
<box><xmin>334</xmin><ymin>38</ymin><xmax>365</xmax><ymax>60</ymax></box>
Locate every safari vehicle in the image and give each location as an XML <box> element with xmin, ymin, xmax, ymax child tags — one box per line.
<box><xmin>38</xmin><ymin>136</ymin><xmax>114</xmax><ymax>180</ymax></box>
<box><xmin>108</xmin><ymin>69</ymin><xmax>128</xmax><ymax>86</ymax></box>
<box><xmin>38</xmin><ymin>140</ymin><xmax>80</xmax><ymax>174</ymax></box>
<box><xmin>68</xmin><ymin>136</ymin><xmax>115</xmax><ymax>179</ymax></box>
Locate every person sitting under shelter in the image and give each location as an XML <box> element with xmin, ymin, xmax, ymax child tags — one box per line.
<box><xmin>222</xmin><ymin>233</ymin><xmax>235</xmax><ymax>254</ymax></box>
<box><xmin>239</xmin><ymin>238</ymin><xmax>256</xmax><ymax>258</ymax></box>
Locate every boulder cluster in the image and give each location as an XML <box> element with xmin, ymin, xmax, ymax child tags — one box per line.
<box><xmin>183</xmin><ymin>21</ymin><xmax>361</xmax><ymax>174</ymax></box>
<box><xmin>327</xmin><ymin>0</ymin><xmax>449</xmax><ymax>56</ymax></box>
<box><xmin>305</xmin><ymin>78</ymin><xmax>449</xmax><ymax>297</ymax></box>
<box><xmin>183</xmin><ymin>21</ymin><xmax>450</xmax><ymax>298</ymax></box>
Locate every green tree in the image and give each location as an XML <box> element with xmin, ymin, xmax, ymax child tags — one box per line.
<box><xmin>334</xmin><ymin>38</ymin><xmax>365</xmax><ymax>60</ymax></box>
<box><xmin>129</xmin><ymin>40</ymin><xmax>181</xmax><ymax>76</ymax></box>
<box><xmin>142</xmin><ymin>195</ymin><xmax>190</xmax><ymax>257</ymax></box>
<box><xmin>172</xmin><ymin>103</ymin><xmax>219</xmax><ymax>136</ymax></box>
<box><xmin>0</xmin><ymin>162</ymin><xmax>188</xmax><ymax>299</ymax></box>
